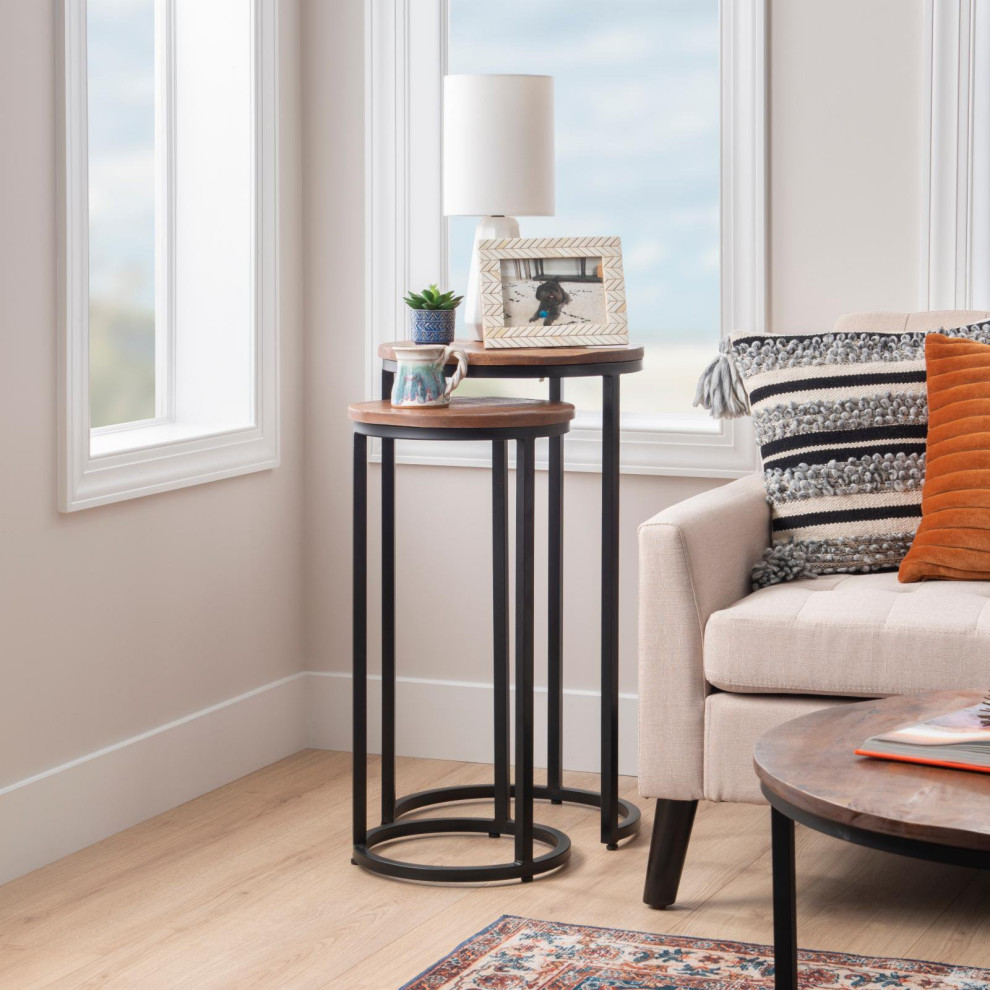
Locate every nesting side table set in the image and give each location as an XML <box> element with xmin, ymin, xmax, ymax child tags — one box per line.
<box><xmin>350</xmin><ymin>340</ymin><xmax>644</xmax><ymax>884</ymax></box>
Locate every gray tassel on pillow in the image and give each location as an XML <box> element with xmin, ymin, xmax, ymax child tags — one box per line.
<box><xmin>751</xmin><ymin>541</ymin><xmax>817</xmax><ymax>590</ymax></box>
<box><xmin>692</xmin><ymin>336</ymin><xmax>750</xmax><ymax>418</ymax></box>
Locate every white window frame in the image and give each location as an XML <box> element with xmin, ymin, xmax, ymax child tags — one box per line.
<box><xmin>365</xmin><ymin>0</ymin><xmax>765</xmax><ymax>477</ymax></box>
<box><xmin>922</xmin><ymin>0</ymin><xmax>990</xmax><ymax>311</ymax></box>
<box><xmin>56</xmin><ymin>0</ymin><xmax>279</xmax><ymax>512</ymax></box>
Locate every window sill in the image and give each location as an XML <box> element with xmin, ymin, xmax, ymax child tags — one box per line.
<box><xmin>369</xmin><ymin>415</ymin><xmax>757</xmax><ymax>479</ymax></box>
<box><xmin>90</xmin><ymin>419</ymin><xmax>252</xmax><ymax>458</ymax></box>
<box><xmin>61</xmin><ymin>422</ymin><xmax>278</xmax><ymax>512</ymax></box>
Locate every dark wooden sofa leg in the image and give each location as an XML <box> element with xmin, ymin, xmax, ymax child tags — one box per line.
<box><xmin>643</xmin><ymin>798</ymin><xmax>698</xmax><ymax>908</ymax></box>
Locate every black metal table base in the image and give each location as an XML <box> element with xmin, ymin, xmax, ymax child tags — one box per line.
<box><xmin>763</xmin><ymin>784</ymin><xmax>990</xmax><ymax>990</ymax></box>
<box><xmin>355</xmin><ymin>417</ymin><xmax>578</xmax><ymax>884</ymax></box>
<box><xmin>393</xmin><ymin>784</ymin><xmax>641</xmax><ymax>844</ymax></box>
<box><xmin>378</xmin><ymin>362</ymin><xmax>643</xmax><ymax>849</ymax></box>
<box><xmin>353</xmin><ymin>817</ymin><xmax>571</xmax><ymax>884</ymax></box>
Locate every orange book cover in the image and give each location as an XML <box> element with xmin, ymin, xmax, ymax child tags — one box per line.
<box><xmin>854</xmin><ymin>749</ymin><xmax>990</xmax><ymax>775</ymax></box>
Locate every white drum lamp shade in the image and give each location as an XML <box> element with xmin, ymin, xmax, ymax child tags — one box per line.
<box><xmin>443</xmin><ymin>74</ymin><xmax>555</xmax><ymax>216</ymax></box>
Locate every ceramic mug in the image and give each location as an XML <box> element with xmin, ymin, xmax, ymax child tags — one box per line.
<box><xmin>390</xmin><ymin>344</ymin><xmax>468</xmax><ymax>407</ymax></box>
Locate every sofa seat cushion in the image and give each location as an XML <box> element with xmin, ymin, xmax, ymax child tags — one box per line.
<box><xmin>703</xmin><ymin>693</ymin><xmax>856</xmax><ymax>803</ymax></box>
<box><xmin>704</xmin><ymin>571</ymin><xmax>990</xmax><ymax>697</ymax></box>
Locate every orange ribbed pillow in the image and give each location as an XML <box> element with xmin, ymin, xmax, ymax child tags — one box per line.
<box><xmin>899</xmin><ymin>333</ymin><xmax>990</xmax><ymax>582</ymax></box>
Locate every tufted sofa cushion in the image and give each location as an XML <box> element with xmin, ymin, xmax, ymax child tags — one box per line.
<box><xmin>704</xmin><ymin>571</ymin><xmax>990</xmax><ymax>697</ymax></box>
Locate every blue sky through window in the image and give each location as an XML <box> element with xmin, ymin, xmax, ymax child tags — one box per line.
<box><xmin>448</xmin><ymin>0</ymin><xmax>720</xmax><ymax>415</ymax></box>
<box><xmin>87</xmin><ymin>0</ymin><xmax>156</xmax><ymax>427</ymax></box>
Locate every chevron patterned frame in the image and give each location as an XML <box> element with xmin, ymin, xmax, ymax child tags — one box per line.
<box><xmin>477</xmin><ymin>236</ymin><xmax>628</xmax><ymax>348</ymax></box>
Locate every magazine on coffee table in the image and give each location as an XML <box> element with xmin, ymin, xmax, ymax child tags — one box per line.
<box><xmin>855</xmin><ymin>700</ymin><xmax>990</xmax><ymax>774</ymax></box>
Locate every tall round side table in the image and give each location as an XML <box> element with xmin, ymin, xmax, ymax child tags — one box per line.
<box><xmin>379</xmin><ymin>340</ymin><xmax>644</xmax><ymax>848</ymax></box>
<box><xmin>350</xmin><ymin>396</ymin><xmax>576</xmax><ymax>883</ymax></box>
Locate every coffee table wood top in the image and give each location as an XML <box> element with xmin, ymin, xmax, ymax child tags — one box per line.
<box><xmin>349</xmin><ymin>397</ymin><xmax>575</xmax><ymax>430</ymax></box>
<box><xmin>755</xmin><ymin>691</ymin><xmax>990</xmax><ymax>851</ymax></box>
<box><xmin>378</xmin><ymin>339</ymin><xmax>644</xmax><ymax>368</ymax></box>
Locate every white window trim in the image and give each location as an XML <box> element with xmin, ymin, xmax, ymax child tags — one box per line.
<box><xmin>55</xmin><ymin>0</ymin><xmax>279</xmax><ymax>512</ymax></box>
<box><xmin>154</xmin><ymin>0</ymin><xmax>176</xmax><ymax>423</ymax></box>
<box><xmin>921</xmin><ymin>0</ymin><xmax>990</xmax><ymax>310</ymax></box>
<box><xmin>365</xmin><ymin>0</ymin><xmax>765</xmax><ymax>478</ymax></box>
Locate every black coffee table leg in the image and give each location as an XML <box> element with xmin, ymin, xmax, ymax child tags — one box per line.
<box><xmin>771</xmin><ymin>806</ymin><xmax>798</xmax><ymax>990</ymax></box>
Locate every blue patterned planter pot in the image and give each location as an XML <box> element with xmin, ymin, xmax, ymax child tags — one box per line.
<box><xmin>409</xmin><ymin>309</ymin><xmax>456</xmax><ymax>344</ymax></box>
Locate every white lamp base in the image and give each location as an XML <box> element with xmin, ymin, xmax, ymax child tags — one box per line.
<box><xmin>464</xmin><ymin>215</ymin><xmax>520</xmax><ymax>341</ymax></box>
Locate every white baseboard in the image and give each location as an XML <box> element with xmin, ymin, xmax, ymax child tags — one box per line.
<box><xmin>1</xmin><ymin>670</ymin><xmax>637</xmax><ymax>886</ymax></box>
<box><xmin>0</xmin><ymin>673</ymin><xmax>307</xmax><ymax>886</ymax></box>
<box><xmin>306</xmin><ymin>671</ymin><xmax>639</xmax><ymax>778</ymax></box>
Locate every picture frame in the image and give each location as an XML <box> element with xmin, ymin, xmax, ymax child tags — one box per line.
<box><xmin>478</xmin><ymin>236</ymin><xmax>628</xmax><ymax>348</ymax></box>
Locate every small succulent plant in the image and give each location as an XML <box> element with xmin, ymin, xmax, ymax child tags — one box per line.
<box><xmin>403</xmin><ymin>283</ymin><xmax>463</xmax><ymax>311</ymax></box>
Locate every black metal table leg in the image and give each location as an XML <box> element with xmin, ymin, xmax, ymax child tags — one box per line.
<box><xmin>352</xmin><ymin>433</ymin><xmax>368</xmax><ymax>851</ymax></box>
<box><xmin>492</xmin><ymin>440</ymin><xmax>511</xmax><ymax>836</ymax></box>
<box><xmin>547</xmin><ymin>378</ymin><xmax>564</xmax><ymax>804</ymax></box>
<box><xmin>381</xmin><ymin>368</ymin><xmax>396</xmax><ymax>825</ymax></box>
<box><xmin>601</xmin><ymin>373</ymin><xmax>621</xmax><ymax>848</ymax></box>
<box><xmin>771</xmin><ymin>806</ymin><xmax>798</xmax><ymax>990</ymax></box>
<box><xmin>515</xmin><ymin>437</ymin><xmax>536</xmax><ymax>879</ymax></box>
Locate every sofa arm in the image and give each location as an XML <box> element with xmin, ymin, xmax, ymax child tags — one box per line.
<box><xmin>637</xmin><ymin>473</ymin><xmax>770</xmax><ymax>801</ymax></box>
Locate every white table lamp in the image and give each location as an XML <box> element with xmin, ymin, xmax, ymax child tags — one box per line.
<box><xmin>443</xmin><ymin>74</ymin><xmax>555</xmax><ymax>340</ymax></box>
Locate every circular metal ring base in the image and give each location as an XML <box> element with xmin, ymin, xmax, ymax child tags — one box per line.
<box><xmin>393</xmin><ymin>784</ymin><xmax>641</xmax><ymax>843</ymax></box>
<box><xmin>353</xmin><ymin>816</ymin><xmax>571</xmax><ymax>883</ymax></box>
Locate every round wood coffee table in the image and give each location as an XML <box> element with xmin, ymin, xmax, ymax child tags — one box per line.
<box><xmin>754</xmin><ymin>691</ymin><xmax>990</xmax><ymax>990</ymax></box>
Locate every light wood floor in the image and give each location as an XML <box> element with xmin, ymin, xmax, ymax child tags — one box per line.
<box><xmin>1</xmin><ymin>751</ymin><xmax>988</xmax><ymax>989</ymax></box>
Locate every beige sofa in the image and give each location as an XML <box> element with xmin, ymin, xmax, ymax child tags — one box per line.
<box><xmin>637</xmin><ymin>310</ymin><xmax>990</xmax><ymax>908</ymax></box>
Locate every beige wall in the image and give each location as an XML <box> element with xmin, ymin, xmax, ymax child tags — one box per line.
<box><xmin>770</xmin><ymin>0</ymin><xmax>926</xmax><ymax>328</ymax></box>
<box><xmin>300</xmin><ymin>0</ymin><xmax>929</xmax><ymax>736</ymax></box>
<box><xmin>0</xmin><ymin>0</ymin><xmax>929</xmax><ymax>787</ymax></box>
<box><xmin>0</xmin><ymin>0</ymin><xmax>305</xmax><ymax>787</ymax></box>
<box><xmin>300</xmin><ymin>0</ymin><xmax>367</xmax><ymax>679</ymax></box>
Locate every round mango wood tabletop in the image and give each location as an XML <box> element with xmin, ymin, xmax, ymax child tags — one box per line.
<box><xmin>348</xmin><ymin>397</ymin><xmax>575</xmax><ymax>431</ymax></box>
<box><xmin>755</xmin><ymin>690</ymin><xmax>990</xmax><ymax>850</ymax></box>
<box><xmin>378</xmin><ymin>339</ymin><xmax>644</xmax><ymax>368</ymax></box>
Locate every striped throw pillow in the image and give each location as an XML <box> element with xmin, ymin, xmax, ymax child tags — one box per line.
<box><xmin>694</xmin><ymin>321</ymin><xmax>990</xmax><ymax>588</ymax></box>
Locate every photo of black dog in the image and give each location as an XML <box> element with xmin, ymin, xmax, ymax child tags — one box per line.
<box><xmin>498</xmin><ymin>256</ymin><xmax>605</xmax><ymax>329</ymax></box>
<box><xmin>528</xmin><ymin>278</ymin><xmax>571</xmax><ymax>326</ymax></box>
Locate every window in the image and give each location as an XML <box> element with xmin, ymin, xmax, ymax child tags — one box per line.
<box><xmin>924</xmin><ymin>0</ymin><xmax>990</xmax><ymax>310</ymax></box>
<box><xmin>366</xmin><ymin>0</ymin><xmax>765</xmax><ymax>476</ymax></box>
<box><xmin>449</xmin><ymin>1</ymin><xmax>720</xmax><ymax>418</ymax></box>
<box><xmin>57</xmin><ymin>0</ymin><xmax>278</xmax><ymax>511</ymax></box>
<box><xmin>87</xmin><ymin>0</ymin><xmax>158</xmax><ymax>429</ymax></box>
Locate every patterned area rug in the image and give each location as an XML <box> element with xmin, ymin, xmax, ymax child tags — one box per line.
<box><xmin>399</xmin><ymin>915</ymin><xmax>990</xmax><ymax>989</ymax></box>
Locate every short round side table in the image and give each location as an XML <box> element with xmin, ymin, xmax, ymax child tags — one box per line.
<box><xmin>379</xmin><ymin>340</ymin><xmax>644</xmax><ymax>848</ymax></box>
<box><xmin>350</xmin><ymin>396</ymin><xmax>576</xmax><ymax>883</ymax></box>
